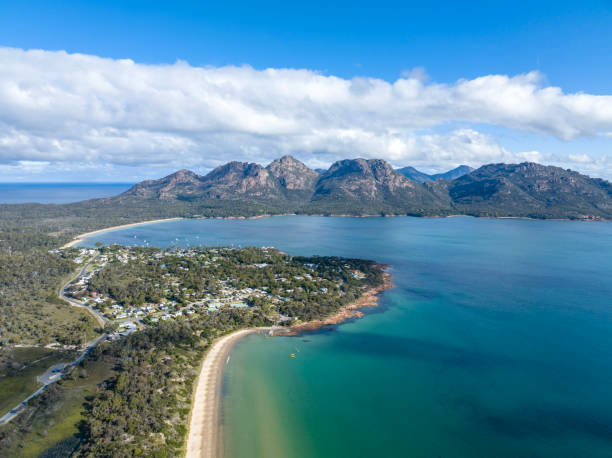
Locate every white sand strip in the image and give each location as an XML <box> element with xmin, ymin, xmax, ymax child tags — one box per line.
<box><xmin>61</xmin><ymin>217</ymin><xmax>183</xmax><ymax>248</ymax></box>
<box><xmin>186</xmin><ymin>329</ymin><xmax>255</xmax><ymax>458</ymax></box>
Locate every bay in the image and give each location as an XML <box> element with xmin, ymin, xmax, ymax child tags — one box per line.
<box><xmin>81</xmin><ymin>216</ymin><xmax>612</xmax><ymax>457</ymax></box>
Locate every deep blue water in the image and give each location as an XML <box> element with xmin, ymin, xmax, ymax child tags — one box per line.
<box><xmin>80</xmin><ymin>216</ymin><xmax>612</xmax><ymax>457</ymax></box>
<box><xmin>0</xmin><ymin>183</ymin><xmax>132</xmax><ymax>204</ymax></box>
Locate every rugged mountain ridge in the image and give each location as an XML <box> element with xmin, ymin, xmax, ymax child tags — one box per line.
<box><xmin>266</xmin><ymin>155</ymin><xmax>320</xmax><ymax>200</ymax></box>
<box><xmin>119</xmin><ymin>161</ymin><xmax>285</xmax><ymax>202</ymax></box>
<box><xmin>116</xmin><ymin>157</ymin><xmax>612</xmax><ymax>220</ymax></box>
<box><xmin>309</xmin><ymin>159</ymin><xmax>447</xmax><ymax>214</ymax></box>
<box><xmin>446</xmin><ymin>162</ymin><xmax>612</xmax><ymax>219</ymax></box>
<box><xmin>121</xmin><ymin>169</ymin><xmax>202</xmax><ymax>200</ymax></box>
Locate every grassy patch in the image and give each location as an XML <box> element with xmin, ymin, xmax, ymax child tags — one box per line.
<box><xmin>0</xmin><ymin>357</ymin><xmax>115</xmax><ymax>458</ymax></box>
<box><xmin>0</xmin><ymin>349</ymin><xmax>76</xmax><ymax>416</ymax></box>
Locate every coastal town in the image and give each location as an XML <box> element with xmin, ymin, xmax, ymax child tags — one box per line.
<box><xmin>1</xmin><ymin>241</ymin><xmax>387</xmax><ymax>435</ymax></box>
<box><xmin>62</xmin><ymin>244</ymin><xmax>380</xmax><ymax>337</ymax></box>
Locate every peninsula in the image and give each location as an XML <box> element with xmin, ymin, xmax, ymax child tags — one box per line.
<box><xmin>0</xmin><ymin>241</ymin><xmax>390</xmax><ymax>456</ymax></box>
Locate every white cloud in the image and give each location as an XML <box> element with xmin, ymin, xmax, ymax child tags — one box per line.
<box><xmin>401</xmin><ymin>66</ymin><xmax>429</xmax><ymax>82</ymax></box>
<box><xmin>0</xmin><ymin>47</ymin><xmax>611</xmax><ymax>179</ymax></box>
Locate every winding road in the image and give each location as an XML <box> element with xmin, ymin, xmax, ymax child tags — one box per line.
<box><xmin>59</xmin><ymin>253</ymin><xmax>108</xmax><ymax>327</ymax></box>
<box><xmin>0</xmin><ymin>253</ymin><xmax>109</xmax><ymax>425</ymax></box>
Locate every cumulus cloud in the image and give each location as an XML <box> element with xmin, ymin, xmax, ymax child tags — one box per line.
<box><xmin>0</xmin><ymin>47</ymin><xmax>611</xmax><ymax>179</ymax></box>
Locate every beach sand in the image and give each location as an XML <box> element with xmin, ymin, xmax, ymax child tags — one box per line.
<box><xmin>184</xmin><ymin>270</ymin><xmax>392</xmax><ymax>457</ymax></box>
<box><xmin>60</xmin><ymin>217</ymin><xmax>183</xmax><ymax>248</ymax></box>
<box><xmin>185</xmin><ymin>329</ymin><xmax>256</xmax><ymax>458</ymax></box>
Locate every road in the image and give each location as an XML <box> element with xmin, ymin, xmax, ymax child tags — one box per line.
<box><xmin>0</xmin><ymin>334</ymin><xmax>106</xmax><ymax>425</ymax></box>
<box><xmin>0</xmin><ymin>255</ymin><xmax>109</xmax><ymax>425</ymax></box>
<box><xmin>59</xmin><ymin>253</ymin><xmax>108</xmax><ymax>327</ymax></box>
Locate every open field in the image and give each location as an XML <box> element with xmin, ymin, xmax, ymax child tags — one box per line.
<box><xmin>0</xmin><ymin>356</ymin><xmax>115</xmax><ymax>457</ymax></box>
<box><xmin>0</xmin><ymin>348</ymin><xmax>77</xmax><ymax>417</ymax></box>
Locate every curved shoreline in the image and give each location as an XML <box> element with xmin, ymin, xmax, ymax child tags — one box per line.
<box><xmin>185</xmin><ymin>329</ymin><xmax>257</xmax><ymax>458</ymax></box>
<box><xmin>60</xmin><ymin>217</ymin><xmax>183</xmax><ymax>248</ymax></box>
<box><xmin>60</xmin><ymin>213</ymin><xmax>596</xmax><ymax>249</ymax></box>
<box><xmin>184</xmin><ymin>271</ymin><xmax>392</xmax><ymax>458</ymax></box>
<box><xmin>276</xmin><ymin>271</ymin><xmax>394</xmax><ymax>336</ymax></box>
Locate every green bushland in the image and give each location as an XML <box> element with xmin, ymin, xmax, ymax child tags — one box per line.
<box><xmin>0</xmin><ymin>241</ymin><xmax>385</xmax><ymax>457</ymax></box>
<box><xmin>0</xmin><ymin>230</ymin><xmax>99</xmax><ymax>347</ymax></box>
<box><xmin>0</xmin><ymin>348</ymin><xmax>77</xmax><ymax>416</ymax></box>
<box><xmin>0</xmin><ymin>356</ymin><xmax>115</xmax><ymax>457</ymax></box>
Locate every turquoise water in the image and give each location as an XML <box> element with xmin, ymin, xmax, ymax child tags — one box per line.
<box><xmin>81</xmin><ymin>216</ymin><xmax>612</xmax><ymax>457</ymax></box>
<box><xmin>0</xmin><ymin>183</ymin><xmax>132</xmax><ymax>204</ymax></box>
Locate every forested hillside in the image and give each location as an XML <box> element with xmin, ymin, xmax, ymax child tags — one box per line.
<box><xmin>0</xmin><ymin>229</ymin><xmax>99</xmax><ymax>346</ymax></box>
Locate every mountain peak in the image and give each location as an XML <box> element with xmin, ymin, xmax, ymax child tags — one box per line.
<box><xmin>199</xmin><ymin>161</ymin><xmax>281</xmax><ymax>198</ymax></box>
<box><xmin>326</xmin><ymin>158</ymin><xmax>400</xmax><ymax>181</ymax></box>
<box><xmin>266</xmin><ymin>155</ymin><xmax>318</xmax><ymax>192</ymax></box>
<box><xmin>319</xmin><ymin>158</ymin><xmax>418</xmax><ymax>198</ymax></box>
<box><xmin>272</xmin><ymin>154</ymin><xmax>301</xmax><ymax>164</ymax></box>
<box><xmin>119</xmin><ymin>168</ymin><xmax>203</xmax><ymax>200</ymax></box>
<box><xmin>448</xmin><ymin>162</ymin><xmax>612</xmax><ymax>218</ymax></box>
<box><xmin>167</xmin><ymin>169</ymin><xmax>200</xmax><ymax>181</ymax></box>
<box><xmin>114</xmin><ymin>158</ymin><xmax>611</xmax><ymax>220</ymax></box>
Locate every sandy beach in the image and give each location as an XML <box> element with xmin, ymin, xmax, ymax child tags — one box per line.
<box><xmin>185</xmin><ymin>329</ymin><xmax>256</xmax><ymax>458</ymax></box>
<box><xmin>185</xmin><ymin>270</ymin><xmax>392</xmax><ymax>457</ymax></box>
<box><xmin>60</xmin><ymin>217</ymin><xmax>183</xmax><ymax>248</ymax></box>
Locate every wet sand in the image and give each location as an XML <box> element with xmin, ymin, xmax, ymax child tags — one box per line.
<box><xmin>185</xmin><ymin>272</ymin><xmax>392</xmax><ymax>457</ymax></box>
<box><xmin>185</xmin><ymin>329</ymin><xmax>257</xmax><ymax>458</ymax></box>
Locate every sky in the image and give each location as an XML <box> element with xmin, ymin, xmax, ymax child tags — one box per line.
<box><xmin>0</xmin><ymin>0</ymin><xmax>611</xmax><ymax>182</ymax></box>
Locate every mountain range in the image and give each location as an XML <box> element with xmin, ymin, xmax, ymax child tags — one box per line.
<box><xmin>112</xmin><ymin>156</ymin><xmax>612</xmax><ymax>220</ymax></box>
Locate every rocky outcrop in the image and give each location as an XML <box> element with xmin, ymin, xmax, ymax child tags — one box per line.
<box><xmin>266</xmin><ymin>155</ymin><xmax>319</xmax><ymax>200</ymax></box>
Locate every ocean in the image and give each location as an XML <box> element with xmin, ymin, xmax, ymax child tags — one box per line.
<box><xmin>79</xmin><ymin>216</ymin><xmax>612</xmax><ymax>457</ymax></box>
<box><xmin>0</xmin><ymin>183</ymin><xmax>133</xmax><ymax>204</ymax></box>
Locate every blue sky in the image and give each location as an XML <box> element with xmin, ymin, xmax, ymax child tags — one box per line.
<box><xmin>2</xmin><ymin>1</ymin><xmax>611</xmax><ymax>91</ymax></box>
<box><xmin>0</xmin><ymin>0</ymin><xmax>611</xmax><ymax>181</ymax></box>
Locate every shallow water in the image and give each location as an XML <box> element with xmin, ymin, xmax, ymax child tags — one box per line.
<box><xmin>81</xmin><ymin>216</ymin><xmax>612</xmax><ymax>457</ymax></box>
